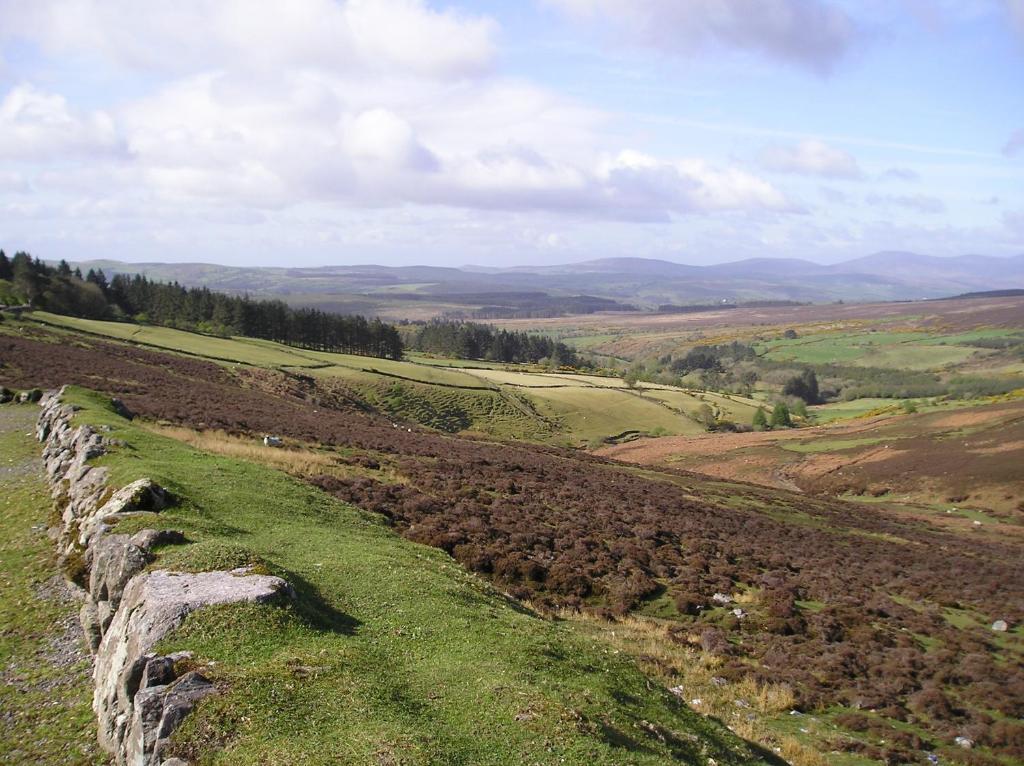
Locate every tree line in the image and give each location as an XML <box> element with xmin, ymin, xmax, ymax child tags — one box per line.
<box><xmin>409</xmin><ymin>320</ymin><xmax>580</xmax><ymax>366</ymax></box>
<box><xmin>0</xmin><ymin>249</ymin><xmax>403</xmax><ymax>360</ymax></box>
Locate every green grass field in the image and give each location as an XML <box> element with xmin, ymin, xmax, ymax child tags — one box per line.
<box><xmin>810</xmin><ymin>399</ymin><xmax>900</xmax><ymax>423</ymax></box>
<box><xmin>32</xmin><ymin>312</ymin><xmax>324</xmax><ymax>367</ymax></box>
<box><xmin>756</xmin><ymin>330</ymin><xmax>990</xmax><ymax>370</ymax></box>
<box><xmin>44</xmin><ymin>389</ymin><xmax>775</xmax><ymax>766</ymax></box>
<box><xmin>24</xmin><ymin>313</ymin><xmax>760</xmax><ymax>445</ymax></box>
<box><xmin>525</xmin><ymin>386</ymin><xmax>704</xmax><ymax>441</ymax></box>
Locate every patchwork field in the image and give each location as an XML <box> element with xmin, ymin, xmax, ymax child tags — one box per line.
<box><xmin>21</xmin><ymin>312</ymin><xmax>761</xmax><ymax>445</ymax></box>
<box><xmin>496</xmin><ymin>294</ymin><xmax>1024</xmax><ymax>364</ymax></box>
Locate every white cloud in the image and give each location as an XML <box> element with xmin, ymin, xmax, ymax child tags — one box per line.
<box><xmin>343</xmin><ymin>109</ymin><xmax>439</xmax><ymax>173</ymax></box>
<box><xmin>103</xmin><ymin>68</ymin><xmax>791</xmax><ymax>219</ymax></box>
<box><xmin>880</xmin><ymin>167</ymin><xmax>920</xmax><ymax>182</ymax></box>
<box><xmin>1004</xmin><ymin>128</ymin><xmax>1024</xmax><ymax>157</ymax></box>
<box><xmin>1008</xmin><ymin>0</ymin><xmax>1024</xmax><ymax>35</ymax></box>
<box><xmin>0</xmin><ymin>0</ymin><xmax>497</xmax><ymax>78</ymax></box>
<box><xmin>545</xmin><ymin>0</ymin><xmax>859</xmax><ymax>74</ymax></box>
<box><xmin>0</xmin><ymin>0</ymin><xmax>800</xmax><ymax>257</ymax></box>
<box><xmin>0</xmin><ymin>84</ymin><xmax>122</xmax><ymax>161</ymax></box>
<box><xmin>0</xmin><ymin>169</ymin><xmax>31</xmax><ymax>193</ymax></box>
<box><xmin>759</xmin><ymin>139</ymin><xmax>863</xmax><ymax>178</ymax></box>
<box><xmin>865</xmin><ymin>192</ymin><xmax>946</xmax><ymax>214</ymax></box>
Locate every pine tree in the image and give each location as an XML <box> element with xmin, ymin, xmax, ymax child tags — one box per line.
<box><xmin>0</xmin><ymin>250</ymin><xmax>11</xmax><ymax>280</ymax></box>
<box><xmin>752</xmin><ymin>408</ymin><xmax>768</xmax><ymax>431</ymax></box>
<box><xmin>770</xmin><ymin>402</ymin><xmax>792</xmax><ymax>428</ymax></box>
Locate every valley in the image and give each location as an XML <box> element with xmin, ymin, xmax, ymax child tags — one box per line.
<box><xmin>3</xmin><ymin>291</ymin><xmax>1023</xmax><ymax>765</ymax></box>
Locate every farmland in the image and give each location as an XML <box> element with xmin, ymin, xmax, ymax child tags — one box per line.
<box><xmin>24</xmin><ymin>312</ymin><xmax>761</xmax><ymax>444</ymax></box>
<box><xmin>496</xmin><ymin>293</ymin><xmax>1024</xmax><ymax>367</ymax></box>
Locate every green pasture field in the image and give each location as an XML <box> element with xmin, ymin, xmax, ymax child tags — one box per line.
<box><xmin>23</xmin><ymin>312</ymin><xmax>803</xmax><ymax>443</ymax></box>
<box><xmin>41</xmin><ymin>388</ymin><xmax>773</xmax><ymax>766</ymax></box>
<box><xmin>781</xmin><ymin>436</ymin><xmax>893</xmax><ymax>454</ymax></box>
<box><xmin>31</xmin><ymin>312</ymin><xmax>322</xmax><ymax>367</ymax></box>
<box><xmin>810</xmin><ymin>399</ymin><xmax>901</xmax><ymax>423</ymax></box>
<box><xmin>756</xmin><ymin>330</ymin><xmax>993</xmax><ymax>370</ymax></box>
<box><xmin>641</xmin><ymin>388</ymin><xmax>761</xmax><ymax>424</ymax></box>
<box><xmin>525</xmin><ymin>386</ymin><xmax>703</xmax><ymax>441</ymax></box>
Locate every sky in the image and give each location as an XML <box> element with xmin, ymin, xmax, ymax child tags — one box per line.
<box><xmin>0</xmin><ymin>0</ymin><xmax>1022</xmax><ymax>268</ymax></box>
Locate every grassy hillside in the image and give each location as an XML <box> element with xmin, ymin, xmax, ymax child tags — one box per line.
<box><xmin>754</xmin><ymin>330</ymin><xmax>994</xmax><ymax>370</ymax></box>
<box><xmin>4</xmin><ymin>327</ymin><xmax>1022</xmax><ymax>765</ymax></box>
<box><xmin>24</xmin><ymin>312</ymin><xmax>761</xmax><ymax>444</ymax></box>
<box><xmin>46</xmin><ymin>388</ymin><xmax>776</xmax><ymax>766</ymax></box>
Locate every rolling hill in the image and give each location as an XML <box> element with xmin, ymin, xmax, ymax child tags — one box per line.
<box><xmin>69</xmin><ymin>252</ymin><xmax>1024</xmax><ymax>318</ymax></box>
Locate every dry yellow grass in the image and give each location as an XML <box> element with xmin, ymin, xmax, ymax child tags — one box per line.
<box><xmin>557</xmin><ymin>611</ymin><xmax>833</xmax><ymax>766</ymax></box>
<box><xmin>143</xmin><ymin>424</ymin><xmax>406</xmax><ymax>484</ymax></box>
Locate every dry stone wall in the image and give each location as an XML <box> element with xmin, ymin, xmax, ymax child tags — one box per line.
<box><xmin>36</xmin><ymin>388</ymin><xmax>292</xmax><ymax>766</ymax></box>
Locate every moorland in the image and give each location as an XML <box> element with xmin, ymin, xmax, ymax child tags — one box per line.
<box><xmin>1</xmin><ymin>254</ymin><xmax>1023</xmax><ymax>766</ymax></box>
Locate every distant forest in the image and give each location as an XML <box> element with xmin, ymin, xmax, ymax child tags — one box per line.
<box><xmin>2</xmin><ymin>250</ymin><xmax>587</xmax><ymax>366</ymax></box>
<box><xmin>410</xmin><ymin>320</ymin><xmax>580</xmax><ymax>366</ymax></box>
<box><xmin>0</xmin><ymin>249</ymin><xmax>403</xmax><ymax>359</ymax></box>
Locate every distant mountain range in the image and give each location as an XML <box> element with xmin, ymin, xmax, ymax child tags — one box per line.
<box><xmin>73</xmin><ymin>252</ymin><xmax>1024</xmax><ymax>318</ymax></box>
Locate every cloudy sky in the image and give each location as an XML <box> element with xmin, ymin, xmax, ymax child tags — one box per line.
<box><xmin>0</xmin><ymin>0</ymin><xmax>1022</xmax><ymax>267</ymax></box>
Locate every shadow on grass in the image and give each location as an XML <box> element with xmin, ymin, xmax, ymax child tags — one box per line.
<box><xmin>284</xmin><ymin>569</ymin><xmax>361</xmax><ymax>636</ymax></box>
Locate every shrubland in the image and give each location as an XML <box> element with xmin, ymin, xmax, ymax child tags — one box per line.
<box><xmin>3</xmin><ymin>324</ymin><xmax>1022</xmax><ymax>764</ymax></box>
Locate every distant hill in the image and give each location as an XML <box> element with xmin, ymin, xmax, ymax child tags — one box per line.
<box><xmin>70</xmin><ymin>251</ymin><xmax>1024</xmax><ymax>318</ymax></box>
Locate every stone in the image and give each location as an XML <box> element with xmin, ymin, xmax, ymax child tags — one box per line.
<box><xmin>94</xmin><ymin>569</ymin><xmax>290</xmax><ymax>757</ymax></box>
<box><xmin>126</xmin><ymin>672</ymin><xmax>215</xmax><ymax>766</ymax></box>
<box><xmin>87</xmin><ymin>534</ymin><xmax>153</xmax><ymax>635</ymax></box>
<box><xmin>992</xmin><ymin>619</ymin><xmax>1009</xmax><ymax>632</ymax></box>
<box><xmin>130</xmin><ymin>529</ymin><xmax>186</xmax><ymax>551</ymax></box>
<box><xmin>955</xmin><ymin>735</ymin><xmax>973</xmax><ymax>749</ymax></box>
<box><xmin>711</xmin><ymin>592</ymin><xmax>732</xmax><ymax>605</ymax></box>
<box><xmin>79</xmin><ymin>479</ymin><xmax>171</xmax><ymax>549</ymax></box>
<box><xmin>35</xmin><ymin>388</ymin><xmax>292</xmax><ymax>766</ymax></box>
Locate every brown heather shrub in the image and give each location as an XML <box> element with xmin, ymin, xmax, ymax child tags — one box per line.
<box><xmin>5</xmin><ymin>329</ymin><xmax>1023</xmax><ymax>760</ymax></box>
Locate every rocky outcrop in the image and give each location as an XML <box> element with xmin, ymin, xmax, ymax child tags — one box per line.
<box><xmin>37</xmin><ymin>389</ymin><xmax>292</xmax><ymax>766</ymax></box>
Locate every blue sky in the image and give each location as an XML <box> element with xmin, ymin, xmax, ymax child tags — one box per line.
<box><xmin>0</xmin><ymin>0</ymin><xmax>1021</xmax><ymax>267</ymax></box>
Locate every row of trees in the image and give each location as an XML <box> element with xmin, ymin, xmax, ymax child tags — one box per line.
<box><xmin>108</xmin><ymin>274</ymin><xmax>403</xmax><ymax>358</ymax></box>
<box><xmin>0</xmin><ymin>250</ymin><xmax>403</xmax><ymax>360</ymax></box>
<box><xmin>410</xmin><ymin>320</ymin><xmax>580</xmax><ymax>366</ymax></box>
